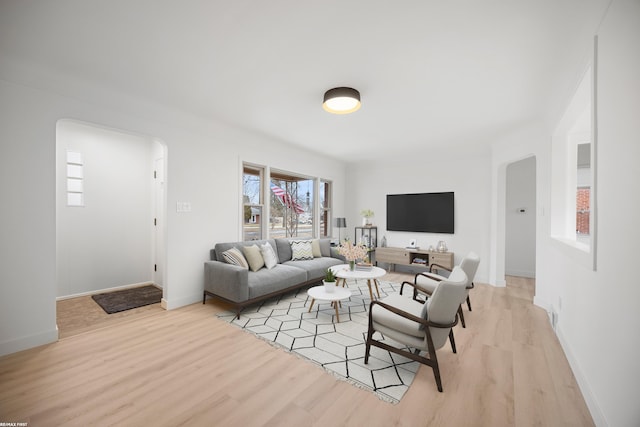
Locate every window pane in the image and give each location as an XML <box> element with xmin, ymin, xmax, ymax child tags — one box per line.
<box><xmin>320</xmin><ymin>180</ymin><xmax>331</xmax><ymax>237</ymax></box>
<box><xmin>67</xmin><ymin>164</ymin><xmax>83</xmax><ymax>179</ymax></box>
<box><xmin>66</xmin><ymin>151</ymin><xmax>83</xmax><ymax>164</ymax></box>
<box><xmin>243</xmin><ymin>165</ymin><xmax>263</xmax><ymax>240</ymax></box>
<box><xmin>243</xmin><ymin>205</ymin><xmax>263</xmax><ymax>241</ymax></box>
<box><xmin>67</xmin><ymin>192</ymin><xmax>84</xmax><ymax>206</ymax></box>
<box><xmin>67</xmin><ymin>178</ymin><xmax>83</xmax><ymax>192</ymax></box>
<box><xmin>576</xmin><ymin>143</ymin><xmax>591</xmax><ymax>240</ymax></box>
<box><xmin>243</xmin><ymin>167</ymin><xmax>261</xmax><ymax>205</ymax></box>
<box><xmin>576</xmin><ymin>188</ymin><xmax>590</xmax><ymax>235</ymax></box>
<box><xmin>269</xmin><ymin>175</ymin><xmax>313</xmax><ymax>238</ymax></box>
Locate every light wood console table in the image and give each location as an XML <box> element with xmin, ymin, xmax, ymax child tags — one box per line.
<box><xmin>375</xmin><ymin>247</ymin><xmax>454</xmax><ymax>272</ymax></box>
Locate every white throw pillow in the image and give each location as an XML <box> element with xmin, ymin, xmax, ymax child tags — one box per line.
<box><xmin>260</xmin><ymin>243</ymin><xmax>278</xmax><ymax>269</ymax></box>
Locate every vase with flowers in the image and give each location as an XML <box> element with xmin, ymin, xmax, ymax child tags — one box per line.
<box><xmin>338</xmin><ymin>240</ymin><xmax>369</xmax><ymax>271</ymax></box>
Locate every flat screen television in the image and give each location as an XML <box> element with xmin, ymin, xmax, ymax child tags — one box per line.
<box><xmin>386</xmin><ymin>192</ymin><xmax>454</xmax><ymax>234</ymax></box>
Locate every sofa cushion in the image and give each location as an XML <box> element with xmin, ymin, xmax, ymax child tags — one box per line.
<box><xmin>311</xmin><ymin>239</ymin><xmax>322</xmax><ymax>258</ymax></box>
<box><xmin>260</xmin><ymin>243</ymin><xmax>278</xmax><ymax>269</ymax></box>
<box><xmin>283</xmin><ymin>257</ymin><xmax>343</xmax><ymax>281</ymax></box>
<box><xmin>247</xmin><ymin>264</ymin><xmax>308</xmax><ymax>299</ymax></box>
<box><xmin>275</xmin><ymin>238</ymin><xmax>292</xmax><ymax>264</ymax></box>
<box><xmin>291</xmin><ymin>240</ymin><xmax>314</xmax><ymax>261</ymax></box>
<box><xmin>242</xmin><ymin>244</ymin><xmax>264</xmax><ymax>272</ymax></box>
<box><xmin>319</xmin><ymin>238</ymin><xmax>331</xmax><ymax>257</ymax></box>
<box><xmin>222</xmin><ymin>247</ymin><xmax>249</xmax><ymax>270</ymax></box>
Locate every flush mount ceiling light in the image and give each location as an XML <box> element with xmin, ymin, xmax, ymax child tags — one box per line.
<box><xmin>322</xmin><ymin>87</ymin><xmax>361</xmax><ymax>114</ymax></box>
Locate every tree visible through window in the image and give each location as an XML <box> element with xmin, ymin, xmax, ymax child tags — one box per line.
<box><xmin>242</xmin><ymin>165</ymin><xmax>263</xmax><ymax>240</ymax></box>
<box><xmin>242</xmin><ymin>164</ymin><xmax>331</xmax><ymax>240</ymax></box>
<box><xmin>270</xmin><ymin>171</ymin><xmax>313</xmax><ymax>238</ymax></box>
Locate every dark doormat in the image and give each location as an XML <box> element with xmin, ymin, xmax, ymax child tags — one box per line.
<box><xmin>91</xmin><ymin>285</ymin><xmax>163</xmax><ymax>314</ymax></box>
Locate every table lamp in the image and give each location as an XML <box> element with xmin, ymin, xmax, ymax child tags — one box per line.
<box><xmin>335</xmin><ymin>217</ymin><xmax>346</xmax><ymax>242</ymax></box>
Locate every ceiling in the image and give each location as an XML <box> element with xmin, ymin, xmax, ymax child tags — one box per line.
<box><xmin>0</xmin><ymin>1</ymin><xmax>609</xmax><ymax>161</ymax></box>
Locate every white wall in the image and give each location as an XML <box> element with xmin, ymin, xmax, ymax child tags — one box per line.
<box><xmin>56</xmin><ymin>120</ymin><xmax>155</xmax><ymax>298</ymax></box>
<box><xmin>492</xmin><ymin>2</ymin><xmax>640</xmax><ymax>425</ymax></box>
<box><xmin>0</xmin><ymin>77</ymin><xmax>347</xmax><ymax>356</ymax></box>
<box><xmin>346</xmin><ymin>151</ymin><xmax>492</xmax><ymax>284</ymax></box>
<box><xmin>549</xmin><ymin>2</ymin><xmax>639</xmax><ymax>425</ymax></box>
<box><xmin>505</xmin><ymin>156</ymin><xmax>536</xmax><ymax>277</ymax></box>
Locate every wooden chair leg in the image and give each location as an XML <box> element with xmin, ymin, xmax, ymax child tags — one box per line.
<box><xmin>364</xmin><ymin>322</ymin><xmax>375</xmax><ymax>364</ymax></box>
<box><xmin>449</xmin><ymin>329</ymin><xmax>457</xmax><ymax>353</ymax></box>
<box><xmin>458</xmin><ymin>305</ymin><xmax>466</xmax><ymax>328</ymax></box>
<box><xmin>426</xmin><ymin>332</ymin><xmax>443</xmax><ymax>392</ymax></box>
<box><xmin>467</xmin><ymin>295</ymin><xmax>472</xmax><ymax>311</ymax></box>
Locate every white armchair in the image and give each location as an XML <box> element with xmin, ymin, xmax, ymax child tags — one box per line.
<box><xmin>364</xmin><ymin>267</ymin><xmax>468</xmax><ymax>392</ymax></box>
<box><xmin>401</xmin><ymin>251</ymin><xmax>480</xmax><ymax>328</ymax></box>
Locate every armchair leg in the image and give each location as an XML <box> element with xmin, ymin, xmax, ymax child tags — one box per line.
<box><xmin>458</xmin><ymin>305</ymin><xmax>466</xmax><ymax>328</ymax></box>
<box><xmin>449</xmin><ymin>330</ymin><xmax>457</xmax><ymax>353</ymax></box>
<box><xmin>467</xmin><ymin>295</ymin><xmax>472</xmax><ymax>311</ymax></box>
<box><xmin>426</xmin><ymin>333</ymin><xmax>443</xmax><ymax>392</ymax></box>
<box><xmin>364</xmin><ymin>307</ymin><xmax>376</xmax><ymax>364</ymax></box>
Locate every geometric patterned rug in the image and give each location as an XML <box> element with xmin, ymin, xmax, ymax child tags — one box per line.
<box><xmin>216</xmin><ymin>279</ymin><xmax>420</xmax><ymax>403</ymax></box>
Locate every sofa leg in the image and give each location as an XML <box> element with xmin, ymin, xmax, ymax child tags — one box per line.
<box><xmin>202</xmin><ymin>292</ymin><xmax>207</xmax><ymax>304</ymax></box>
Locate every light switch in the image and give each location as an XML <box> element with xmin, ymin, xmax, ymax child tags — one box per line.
<box><xmin>176</xmin><ymin>202</ymin><xmax>191</xmax><ymax>213</ymax></box>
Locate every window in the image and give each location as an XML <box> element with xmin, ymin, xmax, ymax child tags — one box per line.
<box><xmin>242</xmin><ymin>164</ymin><xmax>264</xmax><ymax>240</ymax></box>
<box><xmin>66</xmin><ymin>151</ymin><xmax>84</xmax><ymax>206</ymax></box>
<box><xmin>320</xmin><ymin>180</ymin><xmax>332</xmax><ymax>237</ymax></box>
<box><xmin>576</xmin><ymin>143</ymin><xmax>591</xmax><ymax>242</ymax></box>
<box><xmin>269</xmin><ymin>171</ymin><xmax>314</xmax><ymax>239</ymax></box>
<box><xmin>550</xmin><ymin>60</ymin><xmax>597</xmax><ymax>269</ymax></box>
<box><xmin>241</xmin><ymin>164</ymin><xmax>332</xmax><ymax>240</ymax></box>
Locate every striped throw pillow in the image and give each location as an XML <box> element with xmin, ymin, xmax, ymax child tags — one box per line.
<box><xmin>222</xmin><ymin>247</ymin><xmax>249</xmax><ymax>269</ymax></box>
<box><xmin>290</xmin><ymin>240</ymin><xmax>314</xmax><ymax>261</ymax></box>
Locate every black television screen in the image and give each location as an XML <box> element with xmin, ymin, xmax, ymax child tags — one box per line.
<box><xmin>386</xmin><ymin>192</ymin><xmax>454</xmax><ymax>234</ymax></box>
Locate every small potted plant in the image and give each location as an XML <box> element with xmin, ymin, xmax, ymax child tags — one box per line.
<box><xmin>323</xmin><ymin>268</ymin><xmax>337</xmax><ymax>293</ymax></box>
<box><xmin>361</xmin><ymin>209</ymin><xmax>374</xmax><ymax>226</ymax></box>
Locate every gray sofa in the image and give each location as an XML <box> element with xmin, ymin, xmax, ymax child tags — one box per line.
<box><xmin>203</xmin><ymin>238</ymin><xmax>344</xmax><ymax>316</ymax></box>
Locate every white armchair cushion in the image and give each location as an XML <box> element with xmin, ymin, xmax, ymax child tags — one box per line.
<box><xmin>371</xmin><ymin>294</ymin><xmax>425</xmax><ymax>338</ymax></box>
<box><xmin>415</xmin><ymin>272</ymin><xmax>446</xmax><ymax>294</ymax></box>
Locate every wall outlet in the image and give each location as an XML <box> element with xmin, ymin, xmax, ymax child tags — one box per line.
<box><xmin>549</xmin><ymin>305</ymin><xmax>558</xmax><ymax>331</ymax></box>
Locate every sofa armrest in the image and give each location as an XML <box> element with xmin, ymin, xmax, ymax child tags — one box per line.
<box><xmin>330</xmin><ymin>247</ymin><xmax>346</xmax><ymax>261</ymax></box>
<box><xmin>204</xmin><ymin>260</ymin><xmax>249</xmax><ymax>302</ymax></box>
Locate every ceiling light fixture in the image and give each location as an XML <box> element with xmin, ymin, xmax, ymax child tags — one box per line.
<box><xmin>322</xmin><ymin>87</ymin><xmax>361</xmax><ymax>114</ymax></box>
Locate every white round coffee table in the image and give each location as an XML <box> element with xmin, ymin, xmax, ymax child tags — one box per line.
<box><xmin>307</xmin><ymin>285</ymin><xmax>351</xmax><ymax>323</ymax></box>
<box><xmin>330</xmin><ymin>264</ymin><xmax>387</xmax><ymax>301</ymax></box>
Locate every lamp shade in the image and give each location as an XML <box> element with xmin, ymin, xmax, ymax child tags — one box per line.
<box><xmin>335</xmin><ymin>217</ymin><xmax>347</xmax><ymax>228</ymax></box>
<box><xmin>323</xmin><ymin>87</ymin><xmax>361</xmax><ymax>114</ymax></box>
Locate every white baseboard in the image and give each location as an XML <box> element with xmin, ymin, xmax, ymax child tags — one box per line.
<box><xmin>556</xmin><ymin>326</ymin><xmax>609</xmax><ymax>427</ymax></box>
<box><xmin>56</xmin><ymin>281</ymin><xmax>160</xmax><ymax>301</ymax></box>
<box><xmin>0</xmin><ymin>327</ymin><xmax>59</xmax><ymax>357</ymax></box>
<box><xmin>162</xmin><ymin>293</ymin><xmax>202</xmax><ymax>310</ymax></box>
<box><xmin>505</xmin><ymin>269</ymin><xmax>536</xmax><ymax>278</ymax></box>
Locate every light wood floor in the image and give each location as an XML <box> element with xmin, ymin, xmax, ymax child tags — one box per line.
<box><xmin>0</xmin><ymin>274</ymin><xmax>593</xmax><ymax>426</ymax></box>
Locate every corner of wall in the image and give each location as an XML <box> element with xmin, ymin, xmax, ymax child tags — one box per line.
<box><xmin>0</xmin><ymin>328</ymin><xmax>59</xmax><ymax>357</ymax></box>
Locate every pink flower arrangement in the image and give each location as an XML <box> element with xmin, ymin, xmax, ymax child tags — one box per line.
<box><xmin>338</xmin><ymin>241</ymin><xmax>368</xmax><ymax>261</ymax></box>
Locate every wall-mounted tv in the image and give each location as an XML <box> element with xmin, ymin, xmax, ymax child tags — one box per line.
<box><xmin>386</xmin><ymin>192</ymin><xmax>454</xmax><ymax>234</ymax></box>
